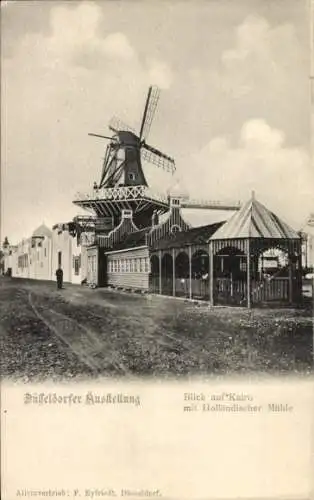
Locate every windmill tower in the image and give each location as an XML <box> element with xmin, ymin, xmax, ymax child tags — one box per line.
<box><xmin>74</xmin><ymin>86</ymin><xmax>175</xmax><ymax>230</ymax></box>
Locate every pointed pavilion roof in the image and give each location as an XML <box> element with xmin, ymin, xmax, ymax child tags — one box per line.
<box><xmin>210</xmin><ymin>192</ymin><xmax>299</xmax><ymax>240</ymax></box>
<box><xmin>32</xmin><ymin>224</ymin><xmax>52</xmax><ymax>239</ymax></box>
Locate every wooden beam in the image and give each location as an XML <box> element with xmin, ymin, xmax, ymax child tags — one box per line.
<box><xmin>158</xmin><ymin>250</ymin><xmax>162</xmax><ymax>295</ymax></box>
<box><xmin>172</xmin><ymin>248</ymin><xmax>175</xmax><ymax>297</ymax></box>
<box><xmin>189</xmin><ymin>245</ymin><xmax>192</xmax><ymax>300</ymax></box>
<box><xmin>288</xmin><ymin>257</ymin><xmax>293</xmax><ymax>304</ymax></box>
<box><xmin>209</xmin><ymin>242</ymin><xmax>214</xmax><ymax>306</ymax></box>
<box><xmin>247</xmin><ymin>239</ymin><xmax>251</xmax><ymax>309</ymax></box>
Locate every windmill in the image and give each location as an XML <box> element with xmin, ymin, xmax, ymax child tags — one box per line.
<box><xmin>74</xmin><ymin>86</ymin><xmax>176</xmax><ymax>229</ymax></box>
<box><xmin>89</xmin><ymin>86</ymin><xmax>175</xmax><ymax>189</ymax></box>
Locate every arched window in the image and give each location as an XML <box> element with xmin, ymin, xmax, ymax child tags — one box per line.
<box><xmin>192</xmin><ymin>250</ymin><xmax>209</xmax><ymax>278</ymax></box>
<box><xmin>175</xmin><ymin>252</ymin><xmax>189</xmax><ymax>278</ymax></box>
<box><xmin>171</xmin><ymin>225</ymin><xmax>181</xmax><ymax>234</ymax></box>
<box><xmin>150</xmin><ymin>255</ymin><xmax>159</xmax><ymax>275</ymax></box>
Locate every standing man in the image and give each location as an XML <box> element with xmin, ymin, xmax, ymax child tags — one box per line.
<box><xmin>56</xmin><ymin>267</ymin><xmax>63</xmax><ymax>289</ymax></box>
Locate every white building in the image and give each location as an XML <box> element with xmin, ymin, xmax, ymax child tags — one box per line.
<box><xmin>7</xmin><ymin>222</ymin><xmax>87</xmax><ymax>285</ymax></box>
<box><xmin>51</xmin><ymin>223</ymin><xmax>86</xmax><ymax>285</ymax></box>
<box><xmin>12</xmin><ymin>225</ymin><xmax>53</xmax><ymax>280</ymax></box>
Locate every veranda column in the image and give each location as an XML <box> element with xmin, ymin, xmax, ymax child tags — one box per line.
<box><xmin>288</xmin><ymin>255</ymin><xmax>293</xmax><ymax>304</ymax></box>
<box><xmin>188</xmin><ymin>245</ymin><xmax>192</xmax><ymax>300</ymax></box>
<box><xmin>209</xmin><ymin>242</ymin><xmax>214</xmax><ymax>306</ymax></box>
<box><xmin>297</xmin><ymin>252</ymin><xmax>303</xmax><ymax>303</ymax></box>
<box><xmin>158</xmin><ymin>250</ymin><xmax>162</xmax><ymax>295</ymax></box>
<box><xmin>247</xmin><ymin>239</ymin><xmax>251</xmax><ymax>309</ymax></box>
<box><xmin>172</xmin><ymin>248</ymin><xmax>176</xmax><ymax>296</ymax></box>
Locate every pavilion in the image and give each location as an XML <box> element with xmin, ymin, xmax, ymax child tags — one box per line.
<box><xmin>149</xmin><ymin>192</ymin><xmax>302</xmax><ymax>307</ymax></box>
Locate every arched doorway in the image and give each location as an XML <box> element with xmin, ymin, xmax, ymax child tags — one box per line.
<box><xmin>175</xmin><ymin>252</ymin><xmax>189</xmax><ymax>297</ymax></box>
<box><xmin>191</xmin><ymin>250</ymin><xmax>209</xmax><ymax>299</ymax></box>
<box><xmin>175</xmin><ymin>252</ymin><xmax>189</xmax><ymax>278</ymax></box>
<box><xmin>214</xmin><ymin>246</ymin><xmax>246</xmax><ymax>306</ymax></box>
<box><xmin>258</xmin><ymin>247</ymin><xmax>288</xmax><ymax>278</ymax></box>
<box><xmin>215</xmin><ymin>246</ymin><xmax>245</xmax><ymax>279</ymax></box>
<box><xmin>161</xmin><ymin>253</ymin><xmax>173</xmax><ymax>296</ymax></box>
<box><xmin>253</xmin><ymin>247</ymin><xmax>293</xmax><ymax>304</ymax></box>
<box><xmin>192</xmin><ymin>250</ymin><xmax>209</xmax><ymax>278</ymax></box>
<box><xmin>149</xmin><ymin>254</ymin><xmax>160</xmax><ymax>293</ymax></box>
<box><xmin>150</xmin><ymin>255</ymin><xmax>159</xmax><ymax>274</ymax></box>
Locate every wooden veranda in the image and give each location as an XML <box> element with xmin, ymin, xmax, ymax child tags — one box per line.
<box><xmin>149</xmin><ymin>244</ymin><xmax>211</xmax><ymax>300</ymax></box>
<box><xmin>149</xmin><ymin>194</ymin><xmax>303</xmax><ymax>308</ymax></box>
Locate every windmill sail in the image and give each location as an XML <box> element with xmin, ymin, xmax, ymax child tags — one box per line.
<box><xmin>100</xmin><ymin>144</ymin><xmax>126</xmax><ymax>188</ymax></box>
<box><xmin>88</xmin><ymin>133</ymin><xmax>115</xmax><ymax>141</ymax></box>
<box><xmin>98</xmin><ymin>145</ymin><xmax>111</xmax><ymax>188</ymax></box>
<box><xmin>139</xmin><ymin>86</ymin><xmax>160</xmax><ymax>142</ymax></box>
<box><xmin>142</xmin><ymin>143</ymin><xmax>176</xmax><ymax>173</ymax></box>
<box><xmin>108</xmin><ymin>116</ymin><xmax>136</xmax><ymax>135</ymax></box>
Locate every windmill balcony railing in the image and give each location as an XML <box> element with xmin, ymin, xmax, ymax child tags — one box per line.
<box><xmin>73</xmin><ymin>187</ymin><xmax>241</xmax><ymax>210</ymax></box>
<box><xmin>74</xmin><ymin>186</ymin><xmax>170</xmax><ymax>204</ymax></box>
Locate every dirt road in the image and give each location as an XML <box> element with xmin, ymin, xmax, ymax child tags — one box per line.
<box><xmin>0</xmin><ymin>277</ymin><xmax>312</xmax><ymax>380</ymax></box>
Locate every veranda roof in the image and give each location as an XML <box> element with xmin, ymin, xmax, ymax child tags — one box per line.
<box><xmin>210</xmin><ymin>194</ymin><xmax>299</xmax><ymax>240</ymax></box>
<box><xmin>152</xmin><ymin>221</ymin><xmax>225</xmax><ymax>250</ymax></box>
<box><xmin>102</xmin><ymin>227</ymin><xmax>150</xmax><ymax>251</ymax></box>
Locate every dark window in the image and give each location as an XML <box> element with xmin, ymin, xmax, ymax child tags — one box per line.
<box><xmin>58</xmin><ymin>251</ymin><xmax>62</xmax><ymax>267</ymax></box>
<box><xmin>128</xmin><ymin>173</ymin><xmax>136</xmax><ymax>181</ymax></box>
<box><xmin>74</xmin><ymin>257</ymin><xmax>80</xmax><ymax>276</ymax></box>
<box><xmin>73</xmin><ymin>256</ymin><xmax>81</xmax><ymax>276</ymax></box>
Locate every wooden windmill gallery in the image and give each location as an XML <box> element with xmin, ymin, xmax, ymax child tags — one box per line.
<box><xmin>72</xmin><ymin>86</ymin><xmax>303</xmax><ymax>308</ymax></box>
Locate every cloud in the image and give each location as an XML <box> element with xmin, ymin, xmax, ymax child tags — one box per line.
<box><xmin>169</xmin><ymin>12</ymin><xmax>309</xmax><ymax>161</ymax></box>
<box><xmin>12</xmin><ymin>5</ymin><xmax>138</xmax><ymax>77</ymax></box>
<box><xmin>222</xmin><ymin>15</ymin><xmax>270</xmax><ymax>63</ymax></box>
<box><xmin>240</xmin><ymin>119</ymin><xmax>284</xmax><ymax>149</ymax></box>
<box><xmin>50</xmin><ymin>2</ymin><xmax>100</xmax><ymax>41</ymax></box>
<box><xmin>221</xmin><ymin>14</ymin><xmax>298</xmax><ymax>66</ymax></box>
<box><xmin>217</xmin><ymin>14</ymin><xmax>306</xmax><ymax>107</ymax></box>
<box><xmin>181</xmin><ymin>119</ymin><xmax>313</xmax><ymax>229</ymax></box>
<box><xmin>102</xmin><ymin>33</ymin><xmax>136</xmax><ymax>60</ymax></box>
<box><xmin>5</xmin><ymin>2</ymin><xmax>173</xmax><ymax>79</ymax></box>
